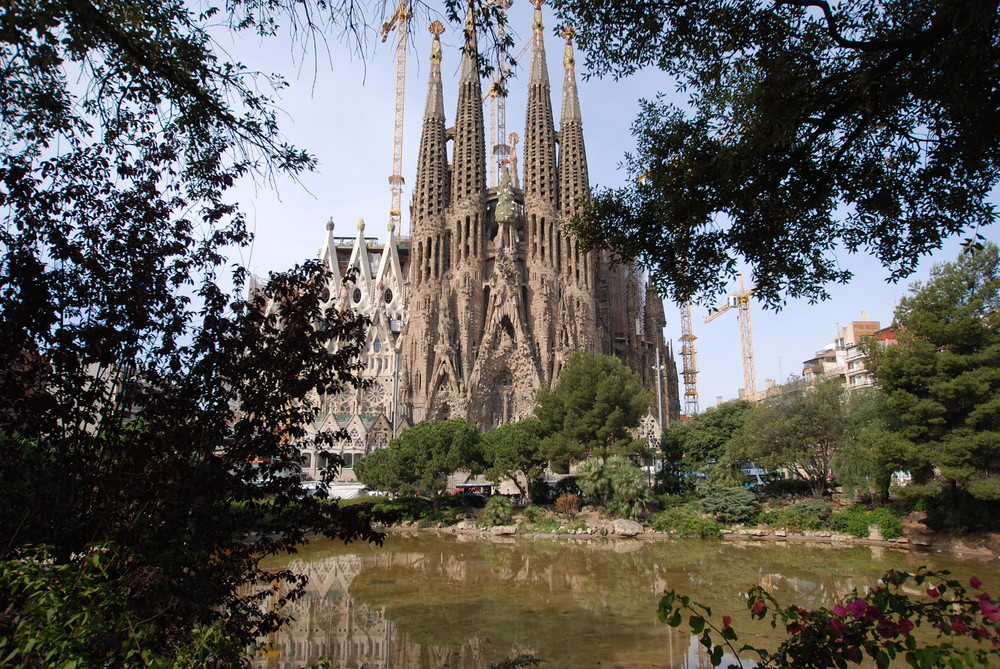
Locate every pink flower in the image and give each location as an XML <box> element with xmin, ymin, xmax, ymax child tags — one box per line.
<box><xmin>951</xmin><ymin>617</ymin><xmax>970</xmax><ymax>634</ymax></box>
<box><xmin>831</xmin><ymin>619</ymin><xmax>846</xmax><ymax>635</ymax></box>
<box><xmin>847</xmin><ymin>598</ymin><xmax>868</xmax><ymax>619</ymax></box>
<box><xmin>786</xmin><ymin>622</ymin><xmax>806</xmax><ymax>635</ymax></box>
<box><xmin>846</xmin><ymin>647</ymin><xmax>863</xmax><ymax>664</ymax></box>
<box><xmin>722</xmin><ymin>616</ymin><xmax>732</xmax><ymax>629</ymax></box>
<box><xmin>970</xmin><ymin>576</ymin><xmax>983</xmax><ymax>589</ymax></box>
<box><xmin>926</xmin><ymin>587</ymin><xmax>940</xmax><ymax>598</ymax></box>
<box><xmin>979</xmin><ymin>600</ymin><xmax>1000</xmax><ymax>622</ymax></box>
<box><xmin>752</xmin><ymin>601</ymin><xmax>766</xmax><ymax>616</ymax></box>
<box><xmin>897</xmin><ymin>618</ymin><xmax>915</xmax><ymax>634</ymax></box>
<box><xmin>833</xmin><ymin>604</ymin><xmax>848</xmax><ymax>618</ymax></box>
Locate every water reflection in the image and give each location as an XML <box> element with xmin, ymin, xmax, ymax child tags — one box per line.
<box><xmin>253</xmin><ymin>534</ymin><xmax>998</xmax><ymax>669</ymax></box>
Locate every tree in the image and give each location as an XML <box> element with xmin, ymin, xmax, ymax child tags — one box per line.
<box><xmin>535</xmin><ymin>351</ymin><xmax>652</xmax><ymax>465</ymax></box>
<box><xmin>0</xmin><ymin>1</ymin><xmax>387</xmax><ymax>664</ymax></box>
<box><xmin>481</xmin><ymin>418</ymin><xmax>548</xmax><ymax>505</ymax></box>
<box><xmin>866</xmin><ymin>244</ymin><xmax>1000</xmax><ymax>498</ymax></box>
<box><xmin>729</xmin><ymin>378</ymin><xmax>846</xmax><ymax>496</ymax></box>
<box><xmin>831</xmin><ymin>389</ymin><xmax>910</xmax><ymax>504</ymax></box>
<box><xmin>576</xmin><ymin>455</ymin><xmax>654</xmax><ymax>519</ymax></box>
<box><xmin>0</xmin><ymin>262</ymin><xmax>383</xmax><ymax>665</ymax></box>
<box><xmin>660</xmin><ymin>399</ymin><xmax>754</xmax><ymax>485</ymax></box>
<box><xmin>355</xmin><ymin>418</ymin><xmax>483</xmax><ymax>508</ymax></box>
<box><xmin>549</xmin><ymin>0</ymin><xmax>999</xmax><ymax>307</ymax></box>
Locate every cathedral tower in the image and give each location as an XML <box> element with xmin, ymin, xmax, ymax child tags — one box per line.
<box><xmin>398</xmin><ymin>2</ymin><xmax>678</xmax><ymax>431</ymax></box>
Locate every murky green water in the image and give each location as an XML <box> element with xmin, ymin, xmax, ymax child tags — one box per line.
<box><xmin>252</xmin><ymin>532</ymin><xmax>1000</xmax><ymax>669</ymax></box>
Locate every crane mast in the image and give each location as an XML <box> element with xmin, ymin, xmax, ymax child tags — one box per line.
<box><xmin>679</xmin><ymin>301</ymin><xmax>699</xmax><ymax>416</ymax></box>
<box><xmin>380</xmin><ymin>0</ymin><xmax>410</xmax><ymax>238</ymax></box>
<box><xmin>704</xmin><ymin>274</ymin><xmax>759</xmax><ymax>402</ymax></box>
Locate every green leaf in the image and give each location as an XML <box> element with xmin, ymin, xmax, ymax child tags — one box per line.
<box><xmin>710</xmin><ymin>644</ymin><xmax>724</xmax><ymax>667</ymax></box>
<box><xmin>689</xmin><ymin>615</ymin><xmax>705</xmax><ymax>634</ymax></box>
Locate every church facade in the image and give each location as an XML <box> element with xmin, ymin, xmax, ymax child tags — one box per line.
<box><xmin>298</xmin><ymin>3</ymin><xmax>680</xmax><ymax>489</ymax></box>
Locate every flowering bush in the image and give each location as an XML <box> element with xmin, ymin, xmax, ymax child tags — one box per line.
<box><xmin>657</xmin><ymin>568</ymin><xmax>1000</xmax><ymax>668</ymax></box>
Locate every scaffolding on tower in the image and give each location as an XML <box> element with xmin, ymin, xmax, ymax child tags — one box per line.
<box><xmin>380</xmin><ymin>0</ymin><xmax>410</xmax><ymax>239</ymax></box>
<box><xmin>483</xmin><ymin>6</ymin><xmax>531</xmax><ymax>187</ymax></box>
<box><xmin>679</xmin><ymin>301</ymin><xmax>699</xmax><ymax>416</ymax></box>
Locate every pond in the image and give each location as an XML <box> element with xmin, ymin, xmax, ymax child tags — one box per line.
<box><xmin>252</xmin><ymin>532</ymin><xmax>1000</xmax><ymax>669</ymax></box>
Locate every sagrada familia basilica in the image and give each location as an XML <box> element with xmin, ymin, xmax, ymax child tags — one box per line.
<box><xmin>287</xmin><ymin>2</ymin><xmax>680</xmax><ymax>491</ymax></box>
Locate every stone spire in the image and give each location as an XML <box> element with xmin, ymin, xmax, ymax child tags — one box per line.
<box><xmin>411</xmin><ymin>21</ymin><xmax>449</xmax><ymax>228</ymax></box>
<box><xmin>558</xmin><ymin>26</ymin><xmax>590</xmax><ymax>216</ymax></box>
<box><xmin>522</xmin><ymin>0</ymin><xmax>558</xmax><ymax>208</ymax></box>
<box><xmin>451</xmin><ymin>5</ymin><xmax>487</xmax><ymax>204</ymax></box>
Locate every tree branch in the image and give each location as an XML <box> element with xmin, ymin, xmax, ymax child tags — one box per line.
<box><xmin>777</xmin><ymin>0</ymin><xmax>953</xmax><ymax>53</ymax></box>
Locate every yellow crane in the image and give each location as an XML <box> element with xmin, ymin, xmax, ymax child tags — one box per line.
<box><xmin>704</xmin><ymin>274</ymin><xmax>759</xmax><ymax>402</ymax></box>
<box><xmin>380</xmin><ymin>0</ymin><xmax>411</xmax><ymax>238</ymax></box>
<box><xmin>483</xmin><ymin>25</ymin><xmax>531</xmax><ymax>186</ymax></box>
<box><xmin>679</xmin><ymin>301</ymin><xmax>699</xmax><ymax>416</ymax></box>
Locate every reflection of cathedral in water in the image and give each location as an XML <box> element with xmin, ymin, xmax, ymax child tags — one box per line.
<box><xmin>255</xmin><ymin>555</ymin><xmax>393</xmax><ymax>669</ymax></box>
<box><xmin>252</xmin><ymin>550</ymin><xmax>533</xmax><ymax>669</ymax></box>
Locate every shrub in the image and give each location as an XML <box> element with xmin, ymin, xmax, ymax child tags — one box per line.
<box><xmin>658</xmin><ymin>568</ymin><xmax>1000</xmax><ymax>668</ymax></box>
<box><xmin>761</xmin><ymin>478</ymin><xmax>814</xmax><ymax>498</ymax></box>
<box><xmin>443</xmin><ymin>493</ymin><xmax>488</xmax><ymax>510</ymax></box>
<box><xmin>922</xmin><ymin>487</ymin><xmax>1000</xmax><ymax>534</ymax></box>
<box><xmin>554</xmin><ymin>492</ymin><xmax>582</xmax><ymax>518</ymax></box>
<box><xmin>369</xmin><ymin>496</ymin><xmax>433</xmax><ymax>523</ymax></box>
<box><xmin>525</xmin><ymin>517</ymin><xmax>562</xmax><ymax>534</ymax></box>
<box><xmin>522</xmin><ymin>506</ymin><xmax>540</xmax><ymax>523</ymax></box>
<box><xmin>771</xmin><ymin>507</ymin><xmax>822</xmax><ymax>532</ymax></box>
<box><xmin>830</xmin><ymin>505</ymin><xmax>902</xmax><ymax>539</ymax></box>
<box><xmin>553</xmin><ymin>476</ymin><xmax>581</xmax><ymax>498</ymax></box>
<box><xmin>529</xmin><ymin>478</ymin><xmax>556</xmax><ymax>505</ymax></box>
<box><xmin>700</xmin><ymin>486</ymin><xmax>760</xmax><ymax>525</ymax></box>
<box><xmin>482</xmin><ymin>495</ymin><xmax>513</xmax><ymax>527</ymax></box>
<box><xmin>566</xmin><ymin>518</ymin><xmax>587</xmax><ymax>532</ymax></box>
<box><xmin>790</xmin><ymin>500</ymin><xmax>833</xmax><ymax>516</ymax></box>
<box><xmin>648</xmin><ymin>507</ymin><xmax>722</xmax><ymax>538</ymax></box>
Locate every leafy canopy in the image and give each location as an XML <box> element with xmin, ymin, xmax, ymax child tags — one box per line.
<box><xmin>830</xmin><ymin>388</ymin><xmax>909</xmax><ymax>503</ymax></box>
<box><xmin>0</xmin><ymin>0</ymin><xmax>386</xmax><ymax>664</ymax></box>
<box><xmin>535</xmin><ymin>351</ymin><xmax>652</xmax><ymax>463</ymax></box>
<box><xmin>355</xmin><ymin>418</ymin><xmax>483</xmax><ymax>506</ymax></box>
<box><xmin>550</xmin><ymin>0</ymin><xmax>999</xmax><ymax>306</ymax></box>
<box><xmin>661</xmin><ymin>399</ymin><xmax>754</xmax><ymax>473</ymax></box>
<box><xmin>866</xmin><ymin>243</ymin><xmax>1000</xmax><ymax>494</ymax></box>
<box><xmin>481</xmin><ymin>418</ymin><xmax>547</xmax><ymax>504</ymax></box>
<box><xmin>729</xmin><ymin>378</ymin><xmax>847</xmax><ymax>496</ymax></box>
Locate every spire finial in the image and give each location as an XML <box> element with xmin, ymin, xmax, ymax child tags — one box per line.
<box><xmin>388</xmin><ymin>220</ymin><xmax>396</xmax><ymax>233</ymax></box>
<box><xmin>533</xmin><ymin>0</ymin><xmax>544</xmax><ymax>39</ymax></box>
<box><xmin>465</xmin><ymin>1</ymin><xmax>476</xmax><ymax>38</ymax></box>
<box><xmin>562</xmin><ymin>25</ymin><xmax>576</xmax><ymax>71</ymax></box>
<box><xmin>326</xmin><ymin>216</ymin><xmax>335</xmax><ymax>231</ymax></box>
<box><xmin>357</xmin><ymin>217</ymin><xmax>366</xmax><ymax>231</ymax></box>
<box><xmin>429</xmin><ymin>20</ymin><xmax>444</xmax><ymax>70</ymax></box>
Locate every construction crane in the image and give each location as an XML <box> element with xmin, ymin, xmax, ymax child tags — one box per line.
<box><xmin>679</xmin><ymin>301</ymin><xmax>699</xmax><ymax>416</ymax></box>
<box><xmin>380</xmin><ymin>0</ymin><xmax>410</xmax><ymax>239</ymax></box>
<box><xmin>483</xmin><ymin>33</ymin><xmax>531</xmax><ymax>186</ymax></box>
<box><xmin>704</xmin><ymin>274</ymin><xmax>758</xmax><ymax>402</ymax></box>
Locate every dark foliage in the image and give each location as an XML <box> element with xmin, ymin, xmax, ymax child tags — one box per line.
<box><xmin>0</xmin><ymin>1</ymin><xmax>387</xmax><ymax>664</ymax></box>
<box><xmin>549</xmin><ymin>0</ymin><xmax>999</xmax><ymax>306</ymax></box>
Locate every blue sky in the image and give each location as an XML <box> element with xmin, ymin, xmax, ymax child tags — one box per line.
<box><xmin>219</xmin><ymin>2</ymin><xmax>992</xmax><ymax>412</ymax></box>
